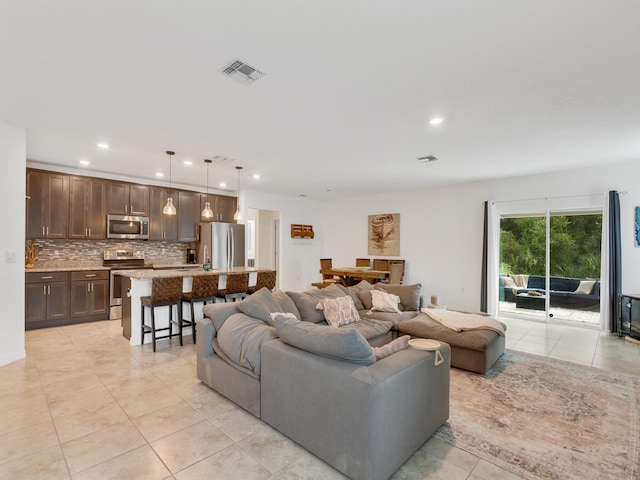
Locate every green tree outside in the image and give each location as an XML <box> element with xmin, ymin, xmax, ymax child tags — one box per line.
<box><xmin>500</xmin><ymin>214</ymin><xmax>602</xmax><ymax>279</ymax></box>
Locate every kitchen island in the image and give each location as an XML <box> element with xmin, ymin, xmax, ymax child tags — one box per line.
<box><xmin>115</xmin><ymin>267</ymin><xmax>274</xmax><ymax>346</ymax></box>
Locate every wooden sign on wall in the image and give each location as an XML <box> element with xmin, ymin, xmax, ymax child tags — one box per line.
<box><xmin>291</xmin><ymin>224</ymin><xmax>314</xmax><ymax>238</ymax></box>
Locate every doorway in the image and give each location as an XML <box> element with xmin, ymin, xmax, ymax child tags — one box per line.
<box><xmin>498</xmin><ymin>211</ymin><xmax>602</xmax><ymax>325</ymax></box>
<box><xmin>247</xmin><ymin>208</ymin><xmax>281</xmax><ymax>287</ymax></box>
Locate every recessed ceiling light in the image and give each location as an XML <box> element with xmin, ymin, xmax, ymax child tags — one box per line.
<box><xmin>429</xmin><ymin>117</ymin><xmax>444</xmax><ymax>126</ymax></box>
<box><xmin>252</xmin><ymin>174</ymin><xmax>260</xmax><ymax>180</ymax></box>
<box><xmin>183</xmin><ymin>160</ymin><xmax>192</xmax><ymax>166</ymax></box>
<box><xmin>219</xmin><ymin>182</ymin><xmax>227</xmax><ymax>188</ymax></box>
<box><xmin>79</xmin><ymin>160</ymin><xmax>90</xmax><ymax>166</ymax></box>
<box><xmin>96</xmin><ymin>142</ymin><xmax>109</xmax><ymax>149</ymax></box>
<box><xmin>156</xmin><ymin>172</ymin><xmax>164</xmax><ymax>178</ymax></box>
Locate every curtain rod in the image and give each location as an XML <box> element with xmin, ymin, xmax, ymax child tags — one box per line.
<box><xmin>494</xmin><ymin>191</ymin><xmax>627</xmax><ymax>204</ymax></box>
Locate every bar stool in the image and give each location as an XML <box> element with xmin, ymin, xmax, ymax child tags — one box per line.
<box><xmin>219</xmin><ymin>272</ymin><xmax>249</xmax><ymax>302</ymax></box>
<box><xmin>140</xmin><ymin>276</ymin><xmax>183</xmax><ymax>352</ymax></box>
<box><xmin>180</xmin><ymin>273</ymin><xmax>220</xmax><ymax>345</ymax></box>
<box><xmin>247</xmin><ymin>270</ymin><xmax>277</xmax><ymax>294</ymax></box>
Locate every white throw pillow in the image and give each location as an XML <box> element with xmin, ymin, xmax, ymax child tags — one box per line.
<box><xmin>370</xmin><ymin>289</ymin><xmax>401</xmax><ymax>313</ymax></box>
<box><xmin>575</xmin><ymin>280</ymin><xmax>596</xmax><ymax>295</ymax></box>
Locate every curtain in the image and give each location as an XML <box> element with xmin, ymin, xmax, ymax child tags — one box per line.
<box><xmin>481</xmin><ymin>201</ymin><xmax>488</xmax><ymax>313</ymax></box>
<box><xmin>603</xmin><ymin>190</ymin><xmax>622</xmax><ymax>332</ymax></box>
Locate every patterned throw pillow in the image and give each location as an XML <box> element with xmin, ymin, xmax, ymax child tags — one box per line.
<box><xmin>316</xmin><ymin>296</ymin><xmax>361</xmax><ymax>327</ymax></box>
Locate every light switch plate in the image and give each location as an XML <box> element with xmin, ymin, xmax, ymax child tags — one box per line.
<box><xmin>6</xmin><ymin>251</ymin><xmax>17</xmax><ymax>263</ymax></box>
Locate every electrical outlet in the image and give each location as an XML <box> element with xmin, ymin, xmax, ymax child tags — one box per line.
<box><xmin>6</xmin><ymin>251</ymin><xmax>16</xmax><ymax>263</ymax></box>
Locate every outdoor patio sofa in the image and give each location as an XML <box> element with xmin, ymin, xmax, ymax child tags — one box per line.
<box><xmin>500</xmin><ymin>274</ymin><xmax>601</xmax><ymax>310</ymax></box>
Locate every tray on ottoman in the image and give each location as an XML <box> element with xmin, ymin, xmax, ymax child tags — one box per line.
<box><xmin>397</xmin><ymin>313</ymin><xmax>505</xmax><ymax>374</ymax></box>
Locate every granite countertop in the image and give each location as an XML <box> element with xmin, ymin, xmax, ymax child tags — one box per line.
<box><xmin>114</xmin><ymin>266</ymin><xmax>271</xmax><ymax>279</ymax></box>
<box><xmin>26</xmin><ymin>266</ymin><xmax>110</xmax><ymax>273</ymax></box>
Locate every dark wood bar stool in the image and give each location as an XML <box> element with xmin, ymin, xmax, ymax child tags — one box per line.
<box><xmin>140</xmin><ymin>276</ymin><xmax>183</xmax><ymax>352</ymax></box>
<box><xmin>247</xmin><ymin>270</ymin><xmax>277</xmax><ymax>294</ymax></box>
<box><xmin>180</xmin><ymin>274</ymin><xmax>220</xmax><ymax>345</ymax></box>
<box><xmin>219</xmin><ymin>272</ymin><xmax>249</xmax><ymax>302</ymax></box>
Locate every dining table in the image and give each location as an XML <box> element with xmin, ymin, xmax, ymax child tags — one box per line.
<box><xmin>319</xmin><ymin>266</ymin><xmax>390</xmax><ymax>286</ymax></box>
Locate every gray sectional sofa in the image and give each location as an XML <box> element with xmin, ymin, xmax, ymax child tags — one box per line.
<box><xmin>196</xmin><ymin>282</ymin><xmax>451</xmax><ymax>480</ymax></box>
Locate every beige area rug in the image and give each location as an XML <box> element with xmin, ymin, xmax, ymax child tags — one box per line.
<box><xmin>434</xmin><ymin>350</ymin><xmax>640</xmax><ymax>480</ymax></box>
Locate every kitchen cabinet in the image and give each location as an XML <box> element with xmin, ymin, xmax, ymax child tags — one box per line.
<box><xmin>178</xmin><ymin>191</ymin><xmax>200</xmax><ymax>242</ymax></box>
<box><xmin>149</xmin><ymin>186</ymin><xmax>178</xmax><ymax>241</ymax></box>
<box><xmin>26</xmin><ymin>170</ymin><xmax>69</xmax><ymax>239</ymax></box>
<box><xmin>70</xmin><ymin>271</ymin><xmax>109</xmax><ymax>319</ymax></box>
<box><xmin>107</xmin><ymin>181</ymin><xmax>150</xmax><ymax>216</ymax></box>
<box><xmin>69</xmin><ymin>176</ymin><xmax>107</xmax><ymax>239</ymax></box>
<box><xmin>200</xmin><ymin>194</ymin><xmax>237</xmax><ymax>222</ymax></box>
<box><xmin>25</xmin><ymin>272</ymin><xmax>70</xmax><ymax>329</ymax></box>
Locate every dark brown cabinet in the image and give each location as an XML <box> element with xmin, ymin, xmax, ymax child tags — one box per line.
<box><xmin>69</xmin><ymin>176</ymin><xmax>107</xmax><ymax>239</ymax></box>
<box><xmin>26</xmin><ymin>170</ymin><xmax>69</xmax><ymax>238</ymax></box>
<box><xmin>70</xmin><ymin>271</ymin><xmax>109</xmax><ymax>319</ymax></box>
<box><xmin>178</xmin><ymin>191</ymin><xmax>200</xmax><ymax>242</ymax></box>
<box><xmin>200</xmin><ymin>194</ymin><xmax>237</xmax><ymax>222</ymax></box>
<box><xmin>107</xmin><ymin>182</ymin><xmax>150</xmax><ymax>216</ymax></box>
<box><xmin>25</xmin><ymin>272</ymin><xmax>70</xmax><ymax>329</ymax></box>
<box><xmin>149</xmin><ymin>186</ymin><xmax>178</xmax><ymax>241</ymax></box>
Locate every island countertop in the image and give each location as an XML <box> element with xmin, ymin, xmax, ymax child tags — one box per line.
<box><xmin>113</xmin><ymin>266</ymin><xmax>273</xmax><ymax>279</ymax></box>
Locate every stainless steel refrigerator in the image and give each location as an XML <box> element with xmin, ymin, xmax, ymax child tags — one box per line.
<box><xmin>198</xmin><ymin>222</ymin><xmax>245</xmax><ymax>269</ymax></box>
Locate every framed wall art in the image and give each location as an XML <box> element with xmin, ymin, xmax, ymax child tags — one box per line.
<box><xmin>635</xmin><ymin>207</ymin><xmax>640</xmax><ymax>247</ymax></box>
<box><xmin>368</xmin><ymin>213</ymin><xmax>400</xmax><ymax>255</ymax></box>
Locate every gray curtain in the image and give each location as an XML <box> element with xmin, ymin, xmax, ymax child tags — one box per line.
<box><xmin>608</xmin><ymin>190</ymin><xmax>621</xmax><ymax>333</ymax></box>
<box><xmin>480</xmin><ymin>201</ymin><xmax>488</xmax><ymax>313</ymax></box>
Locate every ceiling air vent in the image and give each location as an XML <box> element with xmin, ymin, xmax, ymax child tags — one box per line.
<box><xmin>418</xmin><ymin>155</ymin><xmax>439</xmax><ymax>163</ymax></box>
<box><xmin>222</xmin><ymin>60</ymin><xmax>265</xmax><ymax>85</ymax></box>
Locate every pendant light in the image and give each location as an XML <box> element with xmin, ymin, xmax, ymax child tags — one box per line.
<box><xmin>233</xmin><ymin>165</ymin><xmax>243</xmax><ymax>221</ymax></box>
<box><xmin>201</xmin><ymin>159</ymin><xmax>214</xmax><ymax>219</ymax></box>
<box><xmin>162</xmin><ymin>150</ymin><xmax>177</xmax><ymax>215</ymax></box>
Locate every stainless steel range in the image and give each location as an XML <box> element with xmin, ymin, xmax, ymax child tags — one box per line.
<box><xmin>104</xmin><ymin>250</ymin><xmax>152</xmax><ymax>320</ymax></box>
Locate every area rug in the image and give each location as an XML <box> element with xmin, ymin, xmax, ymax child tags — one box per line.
<box><xmin>434</xmin><ymin>350</ymin><xmax>640</xmax><ymax>480</ymax></box>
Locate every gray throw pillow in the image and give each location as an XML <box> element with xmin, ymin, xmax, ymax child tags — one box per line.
<box><xmin>274</xmin><ymin>315</ymin><xmax>376</xmax><ymax>365</ymax></box>
<box><xmin>374</xmin><ymin>283</ymin><xmax>422</xmax><ymax>311</ymax></box>
<box><xmin>239</xmin><ymin>287</ymin><xmax>299</xmax><ymax>326</ymax></box>
<box><xmin>272</xmin><ymin>290</ymin><xmax>301</xmax><ymax>319</ymax></box>
<box><xmin>286</xmin><ymin>284</ymin><xmax>347</xmax><ymax>323</ymax></box>
<box><xmin>344</xmin><ymin>280</ymin><xmax>373</xmax><ymax>310</ymax></box>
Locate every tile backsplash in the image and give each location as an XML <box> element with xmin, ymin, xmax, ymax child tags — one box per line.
<box><xmin>27</xmin><ymin>239</ymin><xmax>195</xmax><ymax>268</ymax></box>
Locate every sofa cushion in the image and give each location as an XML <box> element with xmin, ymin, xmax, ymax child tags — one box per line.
<box><xmin>575</xmin><ymin>280</ymin><xmax>596</xmax><ymax>295</ymax></box>
<box><xmin>215</xmin><ymin>313</ymin><xmax>278</xmax><ymax>376</ymax></box>
<box><xmin>374</xmin><ymin>283</ymin><xmax>422</xmax><ymax>311</ymax></box>
<box><xmin>316</xmin><ymin>296</ymin><xmax>360</xmax><ymax>327</ymax></box>
<box><xmin>239</xmin><ymin>287</ymin><xmax>300</xmax><ymax>326</ymax></box>
<box><xmin>360</xmin><ymin>309</ymin><xmax>420</xmax><ymax>329</ymax></box>
<box><xmin>343</xmin><ymin>318</ymin><xmax>393</xmax><ymax>342</ymax></box>
<box><xmin>286</xmin><ymin>284</ymin><xmax>347</xmax><ymax>323</ymax></box>
<box><xmin>343</xmin><ymin>280</ymin><xmax>374</xmax><ymax>310</ymax></box>
<box><xmin>274</xmin><ymin>315</ymin><xmax>376</xmax><ymax>365</ymax></box>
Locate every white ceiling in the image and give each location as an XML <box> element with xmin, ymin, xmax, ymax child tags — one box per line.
<box><xmin>2</xmin><ymin>1</ymin><xmax>639</xmax><ymax>200</ymax></box>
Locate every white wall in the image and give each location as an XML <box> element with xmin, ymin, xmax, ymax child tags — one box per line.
<box><xmin>0</xmin><ymin>121</ymin><xmax>26</xmax><ymax>365</ymax></box>
<box><xmin>321</xmin><ymin>159</ymin><xmax>640</xmax><ymax>313</ymax></box>
<box><xmin>243</xmin><ymin>190</ymin><xmax>324</xmax><ymax>292</ymax></box>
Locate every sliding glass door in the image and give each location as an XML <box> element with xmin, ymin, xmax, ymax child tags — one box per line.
<box><xmin>499</xmin><ymin>211</ymin><xmax>602</xmax><ymax>324</ymax></box>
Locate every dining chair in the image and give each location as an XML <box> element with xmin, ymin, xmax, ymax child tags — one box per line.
<box><xmin>372</xmin><ymin>258</ymin><xmax>390</xmax><ymax>272</ymax></box>
<box><xmin>355</xmin><ymin>258</ymin><xmax>371</xmax><ymax>268</ymax></box>
<box><xmin>312</xmin><ymin>258</ymin><xmax>339</xmax><ymax>288</ymax></box>
<box><xmin>387</xmin><ymin>261</ymin><xmax>405</xmax><ymax>284</ymax></box>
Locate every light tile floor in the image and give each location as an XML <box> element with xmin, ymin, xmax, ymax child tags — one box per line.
<box><xmin>1</xmin><ymin>318</ymin><xmax>638</xmax><ymax>480</ymax></box>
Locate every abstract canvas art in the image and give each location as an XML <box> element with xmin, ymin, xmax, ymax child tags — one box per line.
<box><xmin>368</xmin><ymin>213</ymin><xmax>400</xmax><ymax>255</ymax></box>
<box><xmin>635</xmin><ymin>206</ymin><xmax>640</xmax><ymax>247</ymax></box>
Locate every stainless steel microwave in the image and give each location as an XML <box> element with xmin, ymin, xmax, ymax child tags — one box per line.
<box><xmin>107</xmin><ymin>215</ymin><xmax>150</xmax><ymax>240</ymax></box>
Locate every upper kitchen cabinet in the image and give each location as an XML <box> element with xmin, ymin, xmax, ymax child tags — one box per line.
<box><xmin>26</xmin><ymin>170</ymin><xmax>69</xmax><ymax>239</ymax></box>
<box><xmin>200</xmin><ymin>194</ymin><xmax>237</xmax><ymax>222</ymax></box>
<box><xmin>69</xmin><ymin>176</ymin><xmax>107</xmax><ymax>239</ymax></box>
<box><xmin>107</xmin><ymin>181</ymin><xmax>150</xmax><ymax>216</ymax></box>
<box><xmin>178</xmin><ymin>191</ymin><xmax>200</xmax><ymax>242</ymax></box>
<box><xmin>149</xmin><ymin>186</ymin><xmax>178</xmax><ymax>241</ymax></box>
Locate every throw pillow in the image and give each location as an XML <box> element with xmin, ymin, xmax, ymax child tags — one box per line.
<box><xmin>374</xmin><ymin>283</ymin><xmax>422</xmax><ymax>311</ymax></box>
<box><xmin>316</xmin><ymin>295</ymin><xmax>360</xmax><ymax>327</ymax></box>
<box><xmin>344</xmin><ymin>280</ymin><xmax>374</xmax><ymax>310</ymax></box>
<box><xmin>239</xmin><ymin>287</ymin><xmax>295</xmax><ymax>326</ymax></box>
<box><xmin>269</xmin><ymin>311</ymin><xmax>298</xmax><ymax>323</ymax></box>
<box><xmin>286</xmin><ymin>284</ymin><xmax>346</xmax><ymax>323</ymax></box>
<box><xmin>575</xmin><ymin>280</ymin><xmax>596</xmax><ymax>295</ymax></box>
<box><xmin>501</xmin><ymin>276</ymin><xmax>516</xmax><ymax>288</ymax></box>
<box><xmin>273</xmin><ymin>315</ymin><xmax>376</xmax><ymax>365</ymax></box>
<box><xmin>372</xmin><ymin>335</ymin><xmax>410</xmax><ymax>360</ymax></box>
<box><xmin>369</xmin><ymin>289</ymin><xmax>401</xmax><ymax>313</ymax></box>
<box><xmin>358</xmin><ymin>290</ymin><xmax>374</xmax><ymax>310</ymax></box>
